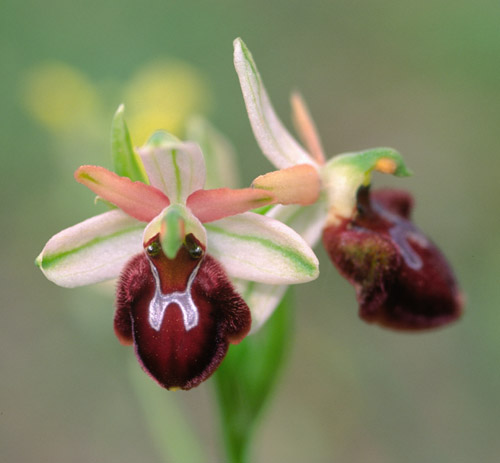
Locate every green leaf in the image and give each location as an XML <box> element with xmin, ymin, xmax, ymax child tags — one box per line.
<box><xmin>213</xmin><ymin>291</ymin><xmax>294</xmax><ymax>463</ymax></box>
<box><xmin>111</xmin><ymin>104</ymin><xmax>148</xmax><ymax>183</ymax></box>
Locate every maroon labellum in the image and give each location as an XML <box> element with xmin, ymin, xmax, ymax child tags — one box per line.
<box><xmin>322</xmin><ymin>187</ymin><xmax>463</xmax><ymax>330</ymax></box>
<box><xmin>114</xmin><ymin>234</ymin><xmax>251</xmax><ymax>390</ymax></box>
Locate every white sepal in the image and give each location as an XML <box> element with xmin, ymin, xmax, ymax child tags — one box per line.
<box><xmin>137</xmin><ymin>140</ymin><xmax>206</xmax><ymax>203</ymax></box>
<box><xmin>266</xmin><ymin>201</ymin><xmax>327</xmax><ymax>248</ymax></box>
<box><xmin>233</xmin><ymin>38</ymin><xmax>315</xmax><ymax>170</ymax></box>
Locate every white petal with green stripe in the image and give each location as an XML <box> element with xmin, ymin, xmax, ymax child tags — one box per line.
<box><xmin>235</xmin><ymin>201</ymin><xmax>327</xmax><ymax>332</ymax></box>
<box><xmin>234</xmin><ymin>38</ymin><xmax>314</xmax><ymax>170</ymax></box>
<box><xmin>36</xmin><ymin>209</ymin><xmax>144</xmax><ymax>287</ymax></box>
<box><xmin>137</xmin><ymin>135</ymin><xmax>206</xmax><ymax>203</ymax></box>
<box><xmin>266</xmin><ymin>201</ymin><xmax>327</xmax><ymax>248</ymax></box>
<box><xmin>205</xmin><ymin>212</ymin><xmax>319</xmax><ymax>284</ymax></box>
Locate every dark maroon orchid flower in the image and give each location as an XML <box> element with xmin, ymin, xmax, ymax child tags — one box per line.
<box><xmin>323</xmin><ymin>187</ymin><xmax>463</xmax><ymax>330</ymax></box>
<box><xmin>36</xmin><ymin>124</ymin><xmax>319</xmax><ymax>390</ymax></box>
<box><xmin>235</xmin><ymin>37</ymin><xmax>463</xmax><ymax>331</ymax></box>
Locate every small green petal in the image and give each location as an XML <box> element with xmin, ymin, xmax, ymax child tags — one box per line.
<box><xmin>111</xmin><ymin>104</ymin><xmax>148</xmax><ymax>183</ymax></box>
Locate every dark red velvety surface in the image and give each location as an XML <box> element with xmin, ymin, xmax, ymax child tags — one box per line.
<box><xmin>115</xmin><ymin>246</ymin><xmax>251</xmax><ymax>390</ymax></box>
<box><xmin>322</xmin><ymin>187</ymin><xmax>463</xmax><ymax>330</ymax></box>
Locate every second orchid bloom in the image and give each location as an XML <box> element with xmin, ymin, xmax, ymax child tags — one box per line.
<box><xmin>234</xmin><ymin>38</ymin><xmax>462</xmax><ymax>330</ymax></box>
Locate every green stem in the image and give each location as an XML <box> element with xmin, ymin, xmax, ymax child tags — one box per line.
<box><xmin>220</xmin><ymin>424</ymin><xmax>251</xmax><ymax>463</ymax></box>
<box><xmin>214</xmin><ymin>382</ymin><xmax>254</xmax><ymax>463</ymax></box>
<box><xmin>213</xmin><ymin>291</ymin><xmax>295</xmax><ymax>463</ymax></box>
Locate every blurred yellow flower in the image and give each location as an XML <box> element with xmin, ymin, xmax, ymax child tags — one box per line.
<box><xmin>23</xmin><ymin>62</ymin><xmax>99</xmax><ymax>132</ymax></box>
<box><xmin>123</xmin><ymin>61</ymin><xmax>210</xmax><ymax>144</ymax></box>
<box><xmin>22</xmin><ymin>60</ymin><xmax>211</xmax><ymax>146</ymax></box>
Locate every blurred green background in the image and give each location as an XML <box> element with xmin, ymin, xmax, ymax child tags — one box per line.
<box><xmin>2</xmin><ymin>0</ymin><xmax>500</xmax><ymax>462</ymax></box>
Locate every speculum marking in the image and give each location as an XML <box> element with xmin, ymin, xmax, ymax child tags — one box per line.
<box><xmin>147</xmin><ymin>260</ymin><xmax>201</xmax><ymax>331</ymax></box>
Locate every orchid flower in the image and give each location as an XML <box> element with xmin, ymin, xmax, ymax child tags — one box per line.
<box><xmin>234</xmin><ymin>38</ymin><xmax>462</xmax><ymax>330</ymax></box>
<box><xmin>36</xmin><ymin>107</ymin><xmax>319</xmax><ymax>390</ymax></box>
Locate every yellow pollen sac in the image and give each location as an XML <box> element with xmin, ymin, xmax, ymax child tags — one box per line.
<box><xmin>375</xmin><ymin>158</ymin><xmax>397</xmax><ymax>174</ymax></box>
